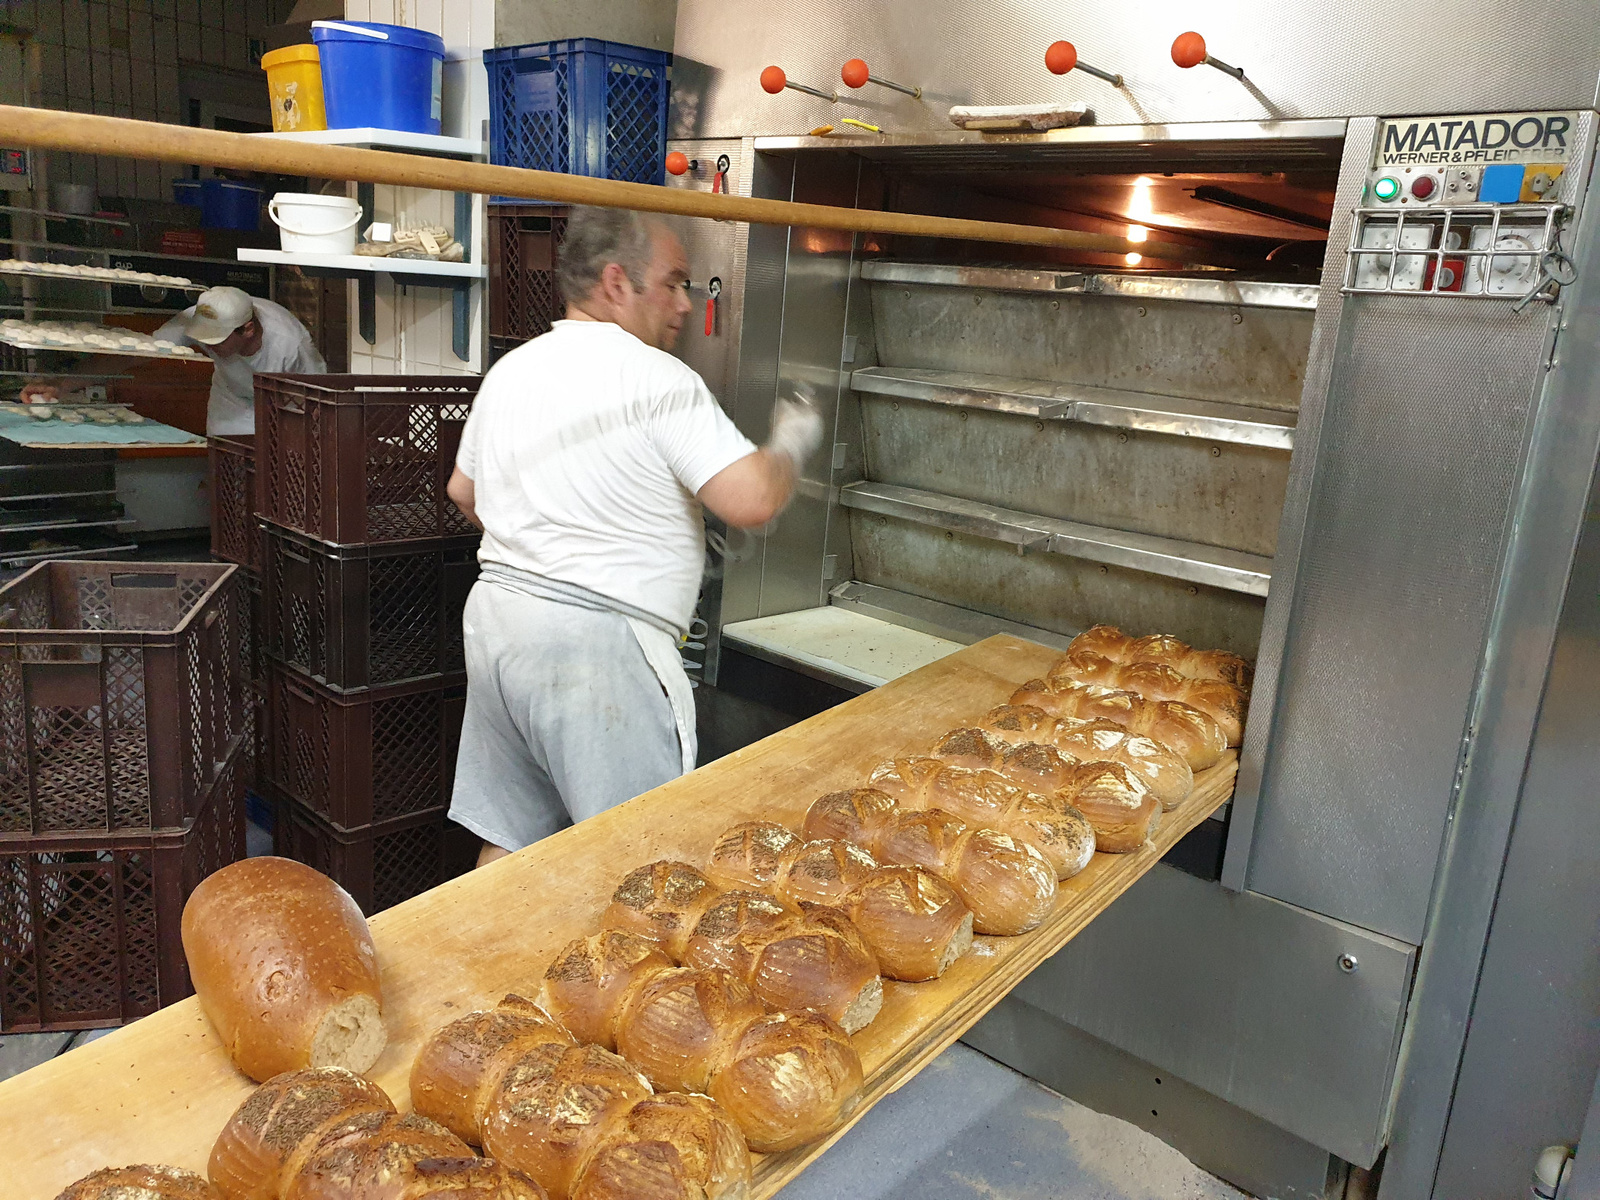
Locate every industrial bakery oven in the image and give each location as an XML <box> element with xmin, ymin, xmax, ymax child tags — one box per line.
<box><xmin>663</xmin><ymin>5</ymin><xmax>1600</xmax><ymax>1195</ymax></box>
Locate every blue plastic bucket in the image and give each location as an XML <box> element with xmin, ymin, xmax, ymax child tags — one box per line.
<box><xmin>200</xmin><ymin>179</ymin><xmax>264</xmax><ymax>230</ymax></box>
<box><xmin>312</xmin><ymin>20</ymin><xmax>445</xmax><ymax>136</ymax></box>
<box><xmin>171</xmin><ymin>179</ymin><xmax>202</xmax><ymax>208</ymax></box>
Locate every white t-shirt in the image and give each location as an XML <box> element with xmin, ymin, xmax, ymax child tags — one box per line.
<box><xmin>456</xmin><ymin>320</ymin><xmax>757</xmax><ymax>637</ymax></box>
<box><xmin>156</xmin><ymin>297</ymin><xmax>325</xmax><ymax>435</ymax></box>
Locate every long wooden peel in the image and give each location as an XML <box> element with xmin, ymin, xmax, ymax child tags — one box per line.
<box><xmin>0</xmin><ymin>105</ymin><xmax>1245</xmax><ymax>268</ymax></box>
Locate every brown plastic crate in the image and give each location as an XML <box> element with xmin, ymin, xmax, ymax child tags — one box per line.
<box><xmin>270</xmin><ymin>786</ymin><xmax>475</xmax><ymax>915</ymax></box>
<box><xmin>208</xmin><ymin>434</ymin><xmax>259</xmax><ymax>572</ymax></box>
<box><xmin>0</xmin><ymin>743</ymin><xmax>246</xmax><ymax>1032</ymax></box>
<box><xmin>255</xmin><ymin>374</ymin><xmax>482</xmax><ymax>546</ymax></box>
<box><xmin>488</xmin><ymin>204</ymin><xmax>567</xmax><ymax>354</ymax></box>
<box><xmin>263</xmin><ymin>663</ymin><xmax>466</xmax><ymax>828</ymax></box>
<box><xmin>261</xmin><ymin>524</ymin><xmax>479</xmax><ymax>693</ymax></box>
<box><xmin>0</xmin><ymin>562</ymin><xmax>247</xmax><ymax>835</ymax></box>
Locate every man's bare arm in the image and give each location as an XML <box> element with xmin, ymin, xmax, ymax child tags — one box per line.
<box><xmin>447</xmin><ymin>466</ymin><xmax>481</xmax><ymax>529</ymax></box>
<box><xmin>697</xmin><ymin>449</ymin><xmax>796</xmax><ymax>528</ymax></box>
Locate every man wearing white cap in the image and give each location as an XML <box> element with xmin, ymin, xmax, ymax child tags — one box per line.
<box><xmin>21</xmin><ymin>286</ymin><xmax>325</xmax><ymax>434</ymax></box>
<box><xmin>152</xmin><ymin>285</ymin><xmax>325</xmax><ymax>435</ymax></box>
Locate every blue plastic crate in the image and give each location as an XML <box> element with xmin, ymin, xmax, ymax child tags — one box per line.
<box><xmin>485</xmin><ymin>38</ymin><xmax>671</xmax><ymax>203</ymax></box>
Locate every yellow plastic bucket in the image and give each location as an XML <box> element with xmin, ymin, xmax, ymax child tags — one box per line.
<box><xmin>262</xmin><ymin>44</ymin><xmax>327</xmax><ymax>133</ymax></box>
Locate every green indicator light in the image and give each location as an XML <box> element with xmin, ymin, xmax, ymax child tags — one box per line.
<box><xmin>1373</xmin><ymin>176</ymin><xmax>1401</xmax><ymax>201</ymax></box>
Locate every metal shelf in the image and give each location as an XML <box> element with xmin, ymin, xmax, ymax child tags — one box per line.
<box><xmin>237</xmin><ymin>248</ymin><xmax>485</xmax><ymax>280</ymax></box>
<box><xmin>0</xmin><ymin>261</ymin><xmax>202</xmax><ymax>290</ymax></box>
<box><xmin>852</xmin><ymin>366</ymin><xmax>1296</xmax><ymax>450</ymax></box>
<box><xmin>840</xmin><ymin>480</ymin><xmax>1273</xmax><ymax>596</ymax></box>
<box><xmin>0</xmin><ymin>237</ymin><xmax>262</xmax><ymax>268</ymax></box>
<box><xmin>860</xmin><ymin>260</ymin><xmax>1319</xmax><ymax>311</ymax></box>
<box><xmin>828</xmin><ymin>580</ymin><xmax>1076</xmax><ymax>650</ymax></box>
<box><xmin>249</xmin><ymin>128</ymin><xmax>486</xmax><ymax>159</ymax></box>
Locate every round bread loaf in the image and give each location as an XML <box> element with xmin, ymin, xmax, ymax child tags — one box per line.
<box><xmin>56</xmin><ymin>1166</ymin><xmax>222</xmax><ymax>1200</ymax></box>
<box><xmin>926</xmin><ymin>727</ymin><xmax>1008</xmax><ymax>770</ymax></box>
<box><xmin>410</xmin><ymin>996</ymin><xmax>573</xmax><ymax>1146</ymax></box>
<box><xmin>981</xmin><ymin>706</ymin><xmax>1193</xmax><ymax>810</ymax></box>
<box><xmin>181</xmin><ymin>857</ymin><xmax>386</xmax><ymax>1083</ymax></box>
<box><xmin>707</xmin><ymin>1011</ymin><xmax>863</xmax><ymax>1154</ymax></box>
<box><xmin>283</xmin><ymin>1110</ymin><xmax>543</xmax><ymax>1200</ymax></box>
<box><xmin>1009</xmin><ymin>680</ymin><xmax>1225</xmax><ymax>771</ymax></box>
<box><xmin>946</xmin><ymin>828</ymin><xmax>1058</xmax><ymax>936</ymax></box>
<box><xmin>800</xmin><ymin>788</ymin><xmax>899</xmax><ymax>852</ymax></box>
<box><xmin>614</xmin><ymin>967</ymin><xmax>765</xmax><ymax>1094</ymax></box>
<box><xmin>541</xmin><ymin>931</ymin><xmax>674</xmax><ymax>1050</ymax></box>
<box><xmin>209</xmin><ymin>1066</ymin><xmax>394</xmax><ymax>1200</ymax></box>
<box><xmin>1065</xmin><ymin>761</ymin><xmax>1162</xmax><ymax>853</ymax></box>
<box><xmin>702</xmin><ymin>823</ymin><xmax>800</xmax><ymax>893</ymax></box>
<box><xmin>481</xmin><ymin>1043</ymin><xmax>653</xmax><ymax>1200</ymax></box>
<box><xmin>682</xmin><ymin>891</ymin><xmax>804</xmax><ymax>981</ymax></box>
<box><xmin>1049</xmin><ymin>653</ymin><xmax>1246</xmax><ymax>745</ymax></box>
<box><xmin>572</xmin><ymin>1092</ymin><xmax>748</xmax><ymax>1200</ymax></box>
<box><xmin>1000</xmin><ymin>794</ymin><xmax>1096</xmax><ymax>879</ymax></box>
<box><xmin>1124</xmin><ymin>631</ymin><xmax>1254</xmax><ymax>689</ymax></box>
<box><xmin>874</xmin><ymin>808</ymin><xmax>970</xmax><ymax>878</ymax></box>
<box><xmin>745</xmin><ymin>906</ymin><xmax>882</xmax><ymax>1034</ymax></box>
<box><xmin>992</xmin><ymin>741</ymin><xmax>1081</xmax><ymax>795</ymax></box>
<box><xmin>771</xmin><ymin>839</ymin><xmax>878</xmax><ymax>908</ymax></box>
<box><xmin>843</xmin><ymin>866</ymin><xmax>973</xmax><ymax>982</ymax></box>
<box><xmin>603</xmin><ymin>863</ymin><xmax>723</xmax><ymax>961</ymax></box>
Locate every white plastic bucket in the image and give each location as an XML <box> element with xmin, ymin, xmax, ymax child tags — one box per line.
<box><xmin>269</xmin><ymin>193</ymin><xmax>363</xmax><ymax>255</ymax></box>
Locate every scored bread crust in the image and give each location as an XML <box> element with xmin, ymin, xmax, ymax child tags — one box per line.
<box><xmin>1009</xmin><ymin>679</ymin><xmax>1225</xmax><ymax>771</ymax></box>
<box><xmin>1065</xmin><ymin>761</ymin><xmax>1162</xmax><ymax>853</ymax></box>
<box><xmin>681</xmin><ymin>891</ymin><xmax>803</xmax><ymax>981</ymax></box>
<box><xmin>540</xmin><ymin>931</ymin><xmax>674</xmax><ymax>1050</ymax></box>
<box><xmin>707</xmin><ymin>1011</ymin><xmax>864</xmax><ymax>1154</ymax></box>
<box><xmin>180</xmin><ymin>857</ymin><xmax>386</xmax><ymax>1083</ymax></box>
<box><xmin>1068</xmin><ymin>625</ymin><xmax>1254</xmax><ymax>690</ymax></box>
<box><xmin>799</xmin><ymin>788</ymin><xmax>899</xmax><ymax>854</ymax></box>
<box><xmin>702</xmin><ymin>823</ymin><xmax>800</xmax><ymax>893</ymax></box>
<box><xmin>409</xmin><ymin>996</ymin><xmax>574</xmax><ymax>1147</ymax></box>
<box><xmin>208</xmin><ymin>1066</ymin><xmax>395</xmax><ymax>1200</ymax></box>
<box><xmin>55</xmin><ymin>1165</ymin><xmax>224</xmax><ymax>1200</ymax></box>
<box><xmin>602</xmin><ymin>863</ymin><xmax>723</xmax><ymax>962</ymax></box>
<box><xmin>979</xmin><ymin>706</ymin><xmax>1193</xmax><ymax>810</ymax></box>
<box><xmin>947</xmin><ymin>828</ymin><xmax>1058</xmax><ymax>936</ymax></box>
<box><xmin>1047</xmin><ymin>652</ymin><xmax>1245</xmax><ymax>745</ymax></box>
<box><xmin>571</xmin><ymin>1092</ymin><xmax>750</xmax><ymax>1200</ymax></box>
<box><xmin>614</xmin><ymin>967</ymin><xmax>765</xmax><ymax>1095</ymax></box>
<box><xmin>844</xmin><ymin>865</ymin><xmax>973</xmax><ymax>982</ymax></box>
<box><xmin>771</xmin><ymin>839</ymin><xmax>878</xmax><ymax>908</ymax></box>
<box><xmin>481</xmin><ymin>1043</ymin><xmax>654</xmax><ymax>1200</ymax></box>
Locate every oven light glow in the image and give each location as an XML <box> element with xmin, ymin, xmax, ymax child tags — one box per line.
<box><xmin>1129</xmin><ymin>178</ymin><xmax>1155</xmax><ymax>221</ymax></box>
<box><xmin>1125</xmin><ymin>252</ymin><xmax>1143</xmax><ymax>265</ymax></box>
<box><xmin>1127</xmin><ymin>224</ymin><xmax>1149</xmax><ymax>242</ymax></box>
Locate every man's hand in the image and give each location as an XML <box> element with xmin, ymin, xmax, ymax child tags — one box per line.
<box><xmin>766</xmin><ymin>384</ymin><xmax>825</xmax><ymax>469</ymax></box>
<box><xmin>20</xmin><ymin>384</ymin><xmax>59</xmax><ymax>404</ymax></box>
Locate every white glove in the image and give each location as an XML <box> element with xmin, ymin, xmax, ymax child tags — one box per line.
<box><xmin>766</xmin><ymin>387</ymin><xmax>825</xmax><ymax>468</ymax></box>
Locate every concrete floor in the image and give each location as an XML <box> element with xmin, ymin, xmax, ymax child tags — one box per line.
<box><xmin>780</xmin><ymin>1042</ymin><xmax>1250</xmax><ymax>1200</ymax></box>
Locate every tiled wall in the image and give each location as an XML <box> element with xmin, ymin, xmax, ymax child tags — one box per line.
<box><xmin>343</xmin><ymin>0</ymin><xmax>494</xmax><ymax>376</ymax></box>
<box><xmin>9</xmin><ymin>0</ymin><xmax>297</xmax><ymax>202</ymax></box>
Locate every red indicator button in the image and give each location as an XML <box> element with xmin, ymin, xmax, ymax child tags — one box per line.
<box><xmin>1411</xmin><ymin>175</ymin><xmax>1436</xmax><ymax>200</ymax></box>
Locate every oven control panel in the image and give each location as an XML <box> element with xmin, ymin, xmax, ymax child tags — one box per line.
<box><xmin>1344</xmin><ymin>111</ymin><xmax>1579</xmax><ymax>300</ymax></box>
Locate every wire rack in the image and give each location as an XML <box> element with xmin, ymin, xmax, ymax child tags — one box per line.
<box><xmin>1341</xmin><ymin>202</ymin><xmax>1573</xmax><ymax>305</ymax></box>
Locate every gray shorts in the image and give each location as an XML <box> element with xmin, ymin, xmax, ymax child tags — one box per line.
<box><xmin>448</xmin><ymin>580</ymin><xmax>685</xmax><ymax>851</ymax></box>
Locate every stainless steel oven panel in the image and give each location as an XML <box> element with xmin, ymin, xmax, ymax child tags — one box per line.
<box><xmin>869</xmin><ymin>283</ymin><xmax>1314</xmax><ymax>413</ymax></box>
<box><xmin>849</xmin><ymin>513</ymin><xmax>1266</xmax><ymax>657</ymax></box>
<box><xmin>857</xmin><ymin>395</ymin><xmax>1291</xmax><ymax>558</ymax></box>
<box><xmin>983</xmin><ymin>862</ymin><xmax>1415</xmax><ymax>1168</ymax></box>
<box><xmin>673</xmin><ymin>0</ymin><xmax>1600</xmax><ymax>137</ymax></box>
<box><xmin>1226</xmin><ymin>115</ymin><xmax>1597</xmax><ymax>947</ymax></box>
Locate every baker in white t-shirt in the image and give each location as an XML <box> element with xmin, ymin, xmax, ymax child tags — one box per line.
<box><xmin>446</xmin><ymin>206</ymin><xmax>823</xmax><ymax>865</ymax></box>
<box><xmin>153</xmin><ymin>286</ymin><xmax>326</xmax><ymax>435</ymax></box>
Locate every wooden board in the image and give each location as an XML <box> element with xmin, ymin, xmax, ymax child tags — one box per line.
<box><xmin>0</xmin><ymin>635</ymin><xmax>1235</xmax><ymax>1200</ymax></box>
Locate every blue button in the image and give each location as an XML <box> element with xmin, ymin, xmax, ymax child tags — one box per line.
<box><xmin>1480</xmin><ymin>164</ymin><xmax>1526</xmax><ymax>203</ymax></box>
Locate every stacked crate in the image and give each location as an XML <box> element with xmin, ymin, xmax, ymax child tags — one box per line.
<box><xmin>255</xmin><ymin>376</ymin><xmax>482</xmax><ymax>914</ymax></box>
<box><xmin>207</xmin><ymin>432</ymin><xmax>264</xmax><ymax>791</ymax></box>
<box><xmin>0</xmin><ymin>561</ymin><xmax>247</xmax><ymax>1031</ymax></box>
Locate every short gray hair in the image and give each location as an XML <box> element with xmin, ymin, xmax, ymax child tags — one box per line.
<box><xmin>557</xmin><ymin>206</ymin><xmax>658</xmax><ymax>302</ymax></box>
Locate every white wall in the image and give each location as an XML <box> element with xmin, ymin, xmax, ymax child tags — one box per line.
<box><xmin>342</xmin><ymin>0</ymin><xmax>494</xmax><ymax>376</ymax></box>
<box><xmin>495</xmin><ymin>0</ymin><xmax>677</xmax><ymax>51</ymax></box>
